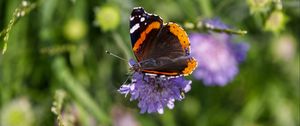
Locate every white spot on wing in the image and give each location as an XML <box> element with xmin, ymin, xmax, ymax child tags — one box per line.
<box><xmin>133</xmin><ymin>7</ymin><xmax>142</xmax><ymax>10</ymax></box>
<box><xmin>140</xmin><ymin>17</ymin><xmax>145</xmax><ymax>22</ymax></box>
<box><xmin>130</xmin><ymin>16</ymin><xmax>134</xmax><ymax>21</ymax></box>
<box><xmin>167</xmin><ymin>75</ymin><xmax>181</xmax><ymax>79</ymax></box>
<box><xmin>145</xmin><ymin>73</ymin><xmax>157</xmax><ymax>77</ymax></box>
<box><xmin>130</xmin><ymin>23</ymin><xmax>140</xmax><ymax>34</ymax></box>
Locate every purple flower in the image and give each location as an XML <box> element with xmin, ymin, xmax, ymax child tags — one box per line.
<box><xmin>190</xmin><ymin>20</ymin><xmax>249</xmax><ymax>86</ymax></box>
<box><xmin>118</xmin><ymin>61</ymin><xmax>192</xmax><ymax>114</ymax></box>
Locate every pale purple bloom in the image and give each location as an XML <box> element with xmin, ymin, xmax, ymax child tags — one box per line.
<box><xmin>111</xmin><ymin>106</ymin><xmax>140</xmax><ymax>126</ymax></box>
<box><xmin>190</xmin><ymin>19</ymin><xmax>249</xmax><ymax>86</ymax></box>
<box><xmin>118</xmin><ymin>60</ymin><xmax>192</xmax><ymax>114</ymax></box>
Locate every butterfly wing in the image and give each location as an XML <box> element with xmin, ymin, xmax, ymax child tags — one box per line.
<box><xmin>130</xmin><ymin>7</ymin><xmax>163</xmax><ymax>61</ymax></box>
<box><xmin>140</xmin><ymin>23</ymin><xmax>197</xmax><ymax>76</ymax></box>
<box><xmin>140</xmin><ymin>56</ymin><xmax>197</xmax><ymax>76</ymax></box>
<box><xmin>129</xmin><ymin>7</ymin><xmax>197</xmax><ymax>76</ymax></box>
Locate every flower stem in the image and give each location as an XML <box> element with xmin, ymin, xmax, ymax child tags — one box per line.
<box><xmin>198</xmin><ymin>0</ymin><xmax>212</xmax><ymax>17</ymax></box>
<box><xmin>51</xmin><ymin>90</ymin><xmax>66</xmax><ymax>126</ymax></box>
<box><xmin>200</xmin><ymin>21</ymin><xmax>247</xmax><ymax>35</ymax></box>
<box><xmin>184</xmin><ymin>21</ymin><xmax>247</xmax><ymax>35</ymax></box>
<box><xmin>52</xmin><ymin>57</ymin><xmax>110</xmax><ymax>125</ymax></box>
<box><xmin>0</xmin><ymin>0</ymin><xmax>38</xmax><ymax>54</ymax></box>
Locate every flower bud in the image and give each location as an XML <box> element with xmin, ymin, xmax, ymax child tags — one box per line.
<box><xmin>63</xmin><ymin>19</ymin><xmax>87</xmax><ymax>41</ymax></box>
<box><xmin>248</xmin><ymin>0</ymin><xmax>271</xmax><ymax>14</ymax></box>
<box><xmin>95</xmin><ymin>5</ymin><xmax>120</xmax><ymax>32</ymax></box>
<box><xmin>1</xmin><ymin>98</ymin><xmax>34</xmax><ymax>126</ymax></box>
<box><xmin>271</xmin><ymin>34</ymin><xmax>297</xmax><ymax>62</ymax></box>
<box><xmin>264</xmin><ymin>11</ymin><xmax>287</xmax><ymax>33</ymax></box>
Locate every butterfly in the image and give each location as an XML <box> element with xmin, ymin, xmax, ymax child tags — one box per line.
<box><xmin>129</xmin><ymin>7</ymin><xmax>197</xmax><ymax>76</ymax></box>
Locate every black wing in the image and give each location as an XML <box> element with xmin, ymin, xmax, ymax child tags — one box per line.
<box><xmin>129</xmin><ymin>7</ymin><xmax>163</xmax><ymax>61</ymax></box>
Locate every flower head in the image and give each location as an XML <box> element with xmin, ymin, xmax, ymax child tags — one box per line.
<box><xmin>247</xmin><ymin>0</ymin><xmax>271</xmax><ymax>14</ymax></box>
<box><xmin>119</xmin><ymin>60</ymin><xmax>192</xmax><ymax>114</ymax></box>
<box><xmin>63</xmin><ymin>19</ymin><xmax>87</xmax><ymax>41</ymax></box>
<box><xmin>190</xmin><ymin>19</ymin><xmax>249</xmax><ymax>86</ymax></box>
<box><xmin>271</xmin><ymin>34</ymin><xmax>297</xmax><ymax>62</ymax></box>
<box><xmin>1</xmin><ymin>98</ymin><xmax>34</xmax><ymax>126</ymax></box>
<box><xmin>264</xmin><ymin>11</ymin><xmax>288</xmax><ymax>33</ymax></box>
<box><xmin>111</xmin><ymin>105</ymin><xmax>140</xmax><ymax>126</ymax></box>
<box><xmin>94</xmin><ymin>5</ymin><xmax>120</xmax><ymax>32</ymax></box>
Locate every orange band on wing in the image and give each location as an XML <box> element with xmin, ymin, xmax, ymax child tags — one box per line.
<box><xmin>133</xmin><ymin>22</ymin><xmax>161</xmax><ymax>53</ymax></box>
<box><xmin>168</xmin><ymin>22</ymin><xmax>190</xmax><ymax>53</ymax></box>
<box><xmin>142</xmin><ymin>70</ymin><xmax>179</xmax><ymax>76</ymax></box>
<box><xmin>182</xmin><ymin>58</ymin><xmax>198</xmax><ymax>76</ymax></box>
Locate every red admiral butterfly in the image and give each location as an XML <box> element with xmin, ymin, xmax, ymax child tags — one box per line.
<box><xmin>129</xmin><ymin>7</ymin><xmax>197</xmax><ymax>76</ymax></box>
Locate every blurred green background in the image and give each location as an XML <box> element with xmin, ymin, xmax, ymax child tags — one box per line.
<box><xmin>0</xmin><ymin>0</ymin><xmax>299</xmax><ymax>126</ymax></box>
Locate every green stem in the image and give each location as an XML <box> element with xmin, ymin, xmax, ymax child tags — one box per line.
<box><xmin>201</xmin><ymin>22</ymin><xmax>247</xmax><ymax>35</ymax></box>
<box><xmin>1</xmin><ymin>0</ymin><xmax>39</xmax><ymax>54</ymax></box>
<box><xmin>183</xmin><ymin>21</ymin><xmax>247</xmax><ymax>35</ymax></box>
<box><xmin>52</xmin><ymin>57</ymin><xmax>110</xmax><ymax>125</ymax></box>
<box><xmin>112</xmin><ymin>32</ymin><xmax>131</xmax><ymax>60</ymax></box>
<box><xmin>111</xmin><ymin>32</ymin><xmax>132</xmax><ymax>70</ymax></box>
<box><xmin>198</xmin><ymin>0</ymin><xmax>213</xmax><ymax>17</ymax></box>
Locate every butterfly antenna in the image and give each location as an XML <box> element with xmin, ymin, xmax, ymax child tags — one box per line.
<box><xmin>122</xmin><ymin>73</ymin><xmax>133</xmax><ymax>85</ymax></box>
<box><xmin>105</xmin><ymin>50</ymin><xmax>128</xmax><ymax>62</ymax></box>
